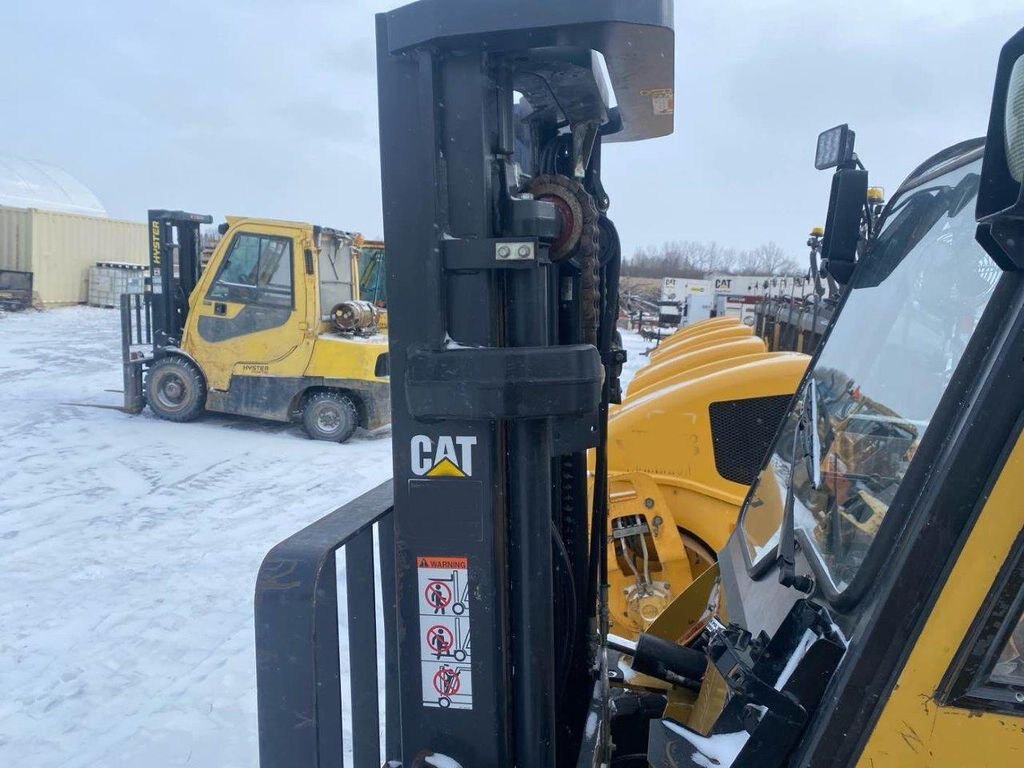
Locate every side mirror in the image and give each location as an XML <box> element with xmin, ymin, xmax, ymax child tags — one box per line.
<box><xmin>821</xmin><ymin>168</ymin><xmax>868</xmax><ymax>285</ymax></box>
<box><xmin>976</xmin><ymin>26</ymin><xmax>1024</xmax><ymax>270</ymax></box>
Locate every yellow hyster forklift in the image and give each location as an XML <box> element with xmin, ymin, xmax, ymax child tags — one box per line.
<box><xmin>252</xmin><ymin>3</ymin><xmax>1024</xmax><ymax>767</ymax></box>
<box><xmin>121</xmin><ymin>211</ymin><xmax>389</xmax><ymax>442</ymax></box>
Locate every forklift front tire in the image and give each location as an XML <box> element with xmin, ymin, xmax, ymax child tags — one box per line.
<box><xmin>302</xmin><ymin>391</ymin><xmax>358</xmax><ymax>443</ymax></box>
<box><xmin>145</xmin><ymin>356</ymin><xmax>206</xmax><ymax>423</ymax></box>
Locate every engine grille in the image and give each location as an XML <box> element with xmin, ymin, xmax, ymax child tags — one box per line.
<box><xmin>709</xmin><ymin>394</ymin><xmax>793</xmax><ymax>486</ymax></box>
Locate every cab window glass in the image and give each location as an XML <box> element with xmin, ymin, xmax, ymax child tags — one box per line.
<box><xmin>257</xmin><ymin>238</ymin><xmax>292</xmax><ymax>304</ymax></box>
<box><xmin>740</xmin><ymin>156</ymin><xmax>998</xmax><ymax>589</ymax></box>
<box><xmin>941</xmin><ymin>535</ymin><xmax>1024</xmax><ymax>715</ymax></box>
<box><xmin>318</xmin><ymin>235</ymin><xmax>355</xmax><ymax>318</ymax></box>
<box><xmin>990</xmin><ymin>610</ymin><xmax>1024</xmax><ymax>688</ymax></box>
<box><xmin>208</xmin><ymin>234</ymin><xmax>293</xmax><ymax>308</ymax></box>
<box><xmin>217</xmin><ymin>234</ymin><xmax>259</xmax><ymax>286</ymax></box>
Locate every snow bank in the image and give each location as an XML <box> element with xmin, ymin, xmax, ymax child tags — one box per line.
<box><xmin>584</xmin><ymin>710</ymin><xmax>599</xmax><ymax>739</ymax></box>
<box><xmin>0</xmin><ymin>307</ymin><xmax>393</xmax><ymax>768</ymax></box>
<box><xmin>663</xmin><ymin>721</ymin><xmax>749</xmax><ymax>768</ymax></box>
<box><xmin>424</xmin><ymin>752</ymin><xmax>464</xmax><ymax>768</ymax></box>
<box><xmin>774</xmin><ymin>628</ymin><xmax>818</xmax><ymax>691</ymax></box>
<box><xmin>607</xmin><ymin>632</ymin><xmax>638</xmax><ymax>652</ymax></box>
<box><xmin>0</xmin><ymin>307</ymin><xmax>650</xmax><ymax>767</ymax></box>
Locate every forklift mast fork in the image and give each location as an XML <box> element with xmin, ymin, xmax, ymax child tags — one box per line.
<box><xmin>146</xmin><ymin>209</ymin><xmax>213</xmax><ymax>351</ymax></box>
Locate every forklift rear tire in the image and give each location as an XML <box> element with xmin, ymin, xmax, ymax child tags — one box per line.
<box><xmin>303</xmin><ymin>391</ymin><xmax>358</xmax><ymax>443</ymax></box>
<box><xmin>145</xmin><ymin>356</ymin><xmax>206</xmax><ymax>423</ymax></box>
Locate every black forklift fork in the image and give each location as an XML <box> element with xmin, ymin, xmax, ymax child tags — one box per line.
<box><xmin>254</xmin><ymin>2</ymin><xmax>674</xmax><ymax>766</ymax></box>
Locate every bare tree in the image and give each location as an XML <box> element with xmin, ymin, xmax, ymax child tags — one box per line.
<box><xmin>733</xmin><ymin>242</ymin><xmax>802</xmax><ymax>275</ymax></box>
<box><xmin>625</xmin><ymin>240</ymin><xmax>740</xmax><ymax>278</ymax></box>
<box><xmin>623</xmin><ymin>239</ymin><xmax>801</xmax><ymax>278</ymax></box>
<box><xmin>618</xmin><ymin>275</ymin><xmax>661</xmax><ymax>304</ymax></box>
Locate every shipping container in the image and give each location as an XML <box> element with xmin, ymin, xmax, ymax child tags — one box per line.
<box><xmin>0</xmin><ymin>206</ymin><xmax>147</xmax><ymax>306</ymax></box>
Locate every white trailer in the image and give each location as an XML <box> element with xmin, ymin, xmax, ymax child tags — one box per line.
<box><xmin>710</xmin><ymin>273</ymin><xmax>813</xmax><ymax>300</ymax></box>
<box><xmin>660</xmin><ymin>277</ymin><xmax>714</xmax><ymax>326</ymax></box>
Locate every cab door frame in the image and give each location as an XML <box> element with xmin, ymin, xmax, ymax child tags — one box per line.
<box><xmin>938</xmin><ymin>529</ymin><xmax>1024</xmax><ymax>716</ymax></box>
<box><xmin>790</xmin><ymin>270</ymin><xmax>1024</xmax><ymax>767</ymax></box>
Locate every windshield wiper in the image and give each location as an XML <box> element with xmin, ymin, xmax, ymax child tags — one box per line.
<box><xmin>805</xmin><ymin>379</ymin><xmax>822</xmax><ymax>489</ymax></box>
<box><xmin>778</xmin><ymin>386</ymin><xmax>816</xmax><ymax>594</ymax></box>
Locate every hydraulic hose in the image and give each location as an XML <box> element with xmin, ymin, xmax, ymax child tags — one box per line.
<box><xmin>586</xmin><ymin>216</ymin><xmax>622</xmax><ymax>621</ymax></box>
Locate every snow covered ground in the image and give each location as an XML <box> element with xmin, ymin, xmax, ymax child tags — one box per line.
<box><xmin>0</xmin><ymin>306</ymin><xmax>652</xmax><ymax>767</ymax></box>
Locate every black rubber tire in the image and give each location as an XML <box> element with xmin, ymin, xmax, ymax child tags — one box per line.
<box><xmin>302</xmin><ymin>391</ymin><xmax>359</xmax><ymax>443</ymax></box>
<box><xmin>145</xmin><ymin>356</ymin><xmax>206</xmax><ymax>423</ymax></box>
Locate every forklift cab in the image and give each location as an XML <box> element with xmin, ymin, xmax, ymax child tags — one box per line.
<box><xmin>629</xmin><ymin>28</ymin><xmax>1024</xmax><ymax>768</ymax></box>
<box><xmin>123</xmin><ymin>213</ymin><xmax>389</xmax><ymax>442</ymax></box>
<box><xmin>181</xmin><ymin>217</ymin><xmax>358</xmax><ymax>393</ymax></box>
<box><xmin>355</xmin><ymin>238</ymin><xmax>387</xmax><ymax>309</ymax></box>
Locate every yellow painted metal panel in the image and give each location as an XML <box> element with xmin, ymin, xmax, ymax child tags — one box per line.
<box><xmin>602</xmin><ymin>354</ymin><xmax>807</xmax><ymax>596</ymax></box>
<box><xmin>659</xmin><ymin>316</ymin><xmax>741</xmax><ymax>347</ymax></box>
<box><xmin>28</xmin><ymin>209</ymin><xmax>147</xmax><ymax>305</ymax></box>
<box><xmin>648</xmin><ymin>324</ymin><xmax>754</xmax><ymax>362</ymax></box>
<box><xmin>627</xmin><ymin>337</ymin><xmax>769</xmax><ymax>396</ymax></box>
<box><xmin>857</xmin><ymin>434</ymin><xmax>1024</xmax><ymax>767</ymax></box>
<box><xmin>629</xmin><ymin>351</ymin><xmax>801</xmax><ymax>403</ymax></box>
<box><xmin>305</xmin><ymin>334</ymin><xmax>388</xmax><ymax>381</ymax></box>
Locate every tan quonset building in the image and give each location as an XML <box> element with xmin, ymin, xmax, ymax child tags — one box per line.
<box><xmin>0</xmin><ymin>155</ymin><xmax>146</xmax><ymax>306</ymax></box>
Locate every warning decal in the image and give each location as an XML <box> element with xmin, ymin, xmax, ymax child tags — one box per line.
<box><xmin>640</xmin><ymin>87</ymin><xmax>674</xmax><ymax>116</ymax></box>
<box><xmin>418</xmin><ymin>556</ymin><xmax>468</xmax><ymax>569</ymax></box>
<box><xmin>418</xmin><ymin>556</ymin><xmax>472</xmax><ymax>709</ymax></box>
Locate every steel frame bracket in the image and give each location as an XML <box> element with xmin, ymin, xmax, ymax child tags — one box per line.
<box><xmin>405</xmin><ymin>345</ymin><xmax>602</xmax><ymax>420</ymax></box>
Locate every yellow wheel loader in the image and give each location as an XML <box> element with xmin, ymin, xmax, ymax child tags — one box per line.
<box><xmin>653</xmin><ymin>315</ymin><xmax>742</xmax><ymax>350</ymax></box>
<box><xmin>647</xmin><ymin>320</ymin><xmax>754</xmax><ymax>363</ymax></box>
<box><xmin>121</xmin><ymin>211</ymin><xmax>389</xmax><ymax>443</ymax></box>
<box><xmin>604</xmin><ymin>344</ymin><xmax>808</xmax><ymax>635</ymax></box>
<box><xmin>627</xmin><ymin>336</ymin><xmax>766</xmax><ymax>397</ymax></box>
<box><xmin>605</xmin><ymin>312</ymin><xmax>809</xmax><ymax>636</ymax></box>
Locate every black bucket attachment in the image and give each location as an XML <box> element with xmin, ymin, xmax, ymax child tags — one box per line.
<box><xmin>0</xmin><ymin>269</ymin><xmax>33</xmax><ymax>311</ymax></box>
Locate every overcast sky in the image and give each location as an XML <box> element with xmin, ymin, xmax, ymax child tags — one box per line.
<box><xmin>1</xmin><ymin>0</ymin><xmax>1016</xmax><ymax>259</ymax></box>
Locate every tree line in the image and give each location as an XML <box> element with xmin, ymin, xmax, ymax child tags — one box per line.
<box><xmin>623</xmin><ymin>240</ymin><xmax>802</xmax><ymax>279</ymax></box>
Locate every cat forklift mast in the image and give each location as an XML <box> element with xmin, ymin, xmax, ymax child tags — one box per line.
<box><xmin>121</xmin><ymin>210</ymin><xmax>390</xmax><ymax>442</ymax></box>
<box><xmin>374</xmin><ymin>2</ymin><xmax>673</xmax><ymax>763</ymax></box>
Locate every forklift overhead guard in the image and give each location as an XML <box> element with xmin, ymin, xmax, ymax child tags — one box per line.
<box><xmin>382</xmin><ymin>0</ymin><xmax>675</xmax><ymax>143</ymax></box>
